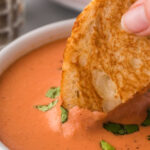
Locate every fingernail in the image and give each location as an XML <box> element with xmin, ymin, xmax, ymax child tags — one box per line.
<box><xmin>121</xmin><ymin>5</ymin><xmax>149</xmax><ymax>33</ymax></box>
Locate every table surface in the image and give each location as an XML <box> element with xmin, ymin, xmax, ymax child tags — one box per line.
<box><xmin>21</xmin><ymin>0</ymin><xmax>79</xmax><ymax>34</ymax></box>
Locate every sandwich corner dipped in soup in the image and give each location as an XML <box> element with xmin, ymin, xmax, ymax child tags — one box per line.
<box><xmin>61</xmin><ymin>0</ymin><xmax>150</xmax><ymax>112</ymax></box>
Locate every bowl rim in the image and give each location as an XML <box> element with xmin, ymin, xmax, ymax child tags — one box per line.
<box><xmin>0</xmin><ymin>18</ymin><xmax>75</xmax><ymax>76</ymax></box>
<box><xmin>51</xmin><ymin>0</ymin><xmax>84</xmax><ymax>11</ymax></box>
<box><xmin>0</xmin><ymin>18</ymin><xmax>75</xmax><ymax>150</ymax></box>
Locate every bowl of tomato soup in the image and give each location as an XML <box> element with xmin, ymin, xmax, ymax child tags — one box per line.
<box><xmin>1</xmin><ymin>18</ymin><xmax>150</xmax><ymax>150</ymax></box>
<box><xmin>0</xmin><ymin>19</ymin><xmax>74</xmax><ymax>150</ymax></box>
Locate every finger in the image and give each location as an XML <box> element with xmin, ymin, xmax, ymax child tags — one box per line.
<box><xmin>135</xmin><ymin>0</ymin><xmax>150</xmax><ymax>36</ymax></box>
<box><xmin>121</xmin><ymin>2</ymin><xmax>150</xmax><ymax>35</ymax></box>
<box><xmin>130</xmin><ymin>0</ymin><xmax>144</xmax><ymax>9</ymax></box>
<box><xmin>145</xmin><ymin>0</ymin><xmax>150</xmax><ymax>20</ymax></box>
<box><xmin>135</xmin><ymin>27</ymin><xmax>150</xmax><ymax>36</ymax></box>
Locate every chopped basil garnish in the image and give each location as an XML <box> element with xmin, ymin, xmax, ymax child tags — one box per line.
<box><xmin>103</xmin><ymin>122</ymin><xmax>122</xmax><ymax>134</ymax></box>
<box><xmin>123</xmin><ymin>124</ymin><xmax>139</xmax><ymax>134</ymax></box>
<box><xmin>147</xmin><ymin>135</ymin><xmax>150</xmax><ymax>140</ymax></box>
<box><xmin>35</xmin><ymin>100</ymin><xmax>58</xmax><ymax>112</ymax></box>
<box><xmin>141</xmin><ymin>109</ymin><xmax>150</xmax><ymax>126</ymax></box>
<box><xmin>61</xmin><ymin>106</ymin><xmax>68</xmax><ymax>123</ymax></box>
<box><xmin>100</xmin><ymin>140</ymin><xmax>115</xmax><ymax>150</ymax></box>
<box><xmin>46</xmin><ymin>87</ymin><xmax>60</xmax><ymax>99</ymax></box>
<box><xmin>103</xmin><ymin>122</ymin><xmax>139</xmax><ymax>135</ymax></box>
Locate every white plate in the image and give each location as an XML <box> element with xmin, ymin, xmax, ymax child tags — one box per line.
<box><xmin>51</xmin><ymin>0</ymin><xmax>91</xmax><ymax>11</ymax></box>
<box><xmin>0</xmin><ymin>18</ymin><xmax>75</xmax><ymax>150</ymax></box>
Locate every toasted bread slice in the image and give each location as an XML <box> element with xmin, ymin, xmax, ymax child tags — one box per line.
<box><xmin>61</xmin><ymin>0</ymin><xmax>150</xmax><ymax>112</ymax></box>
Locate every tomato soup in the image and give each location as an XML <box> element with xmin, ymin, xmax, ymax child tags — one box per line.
<box><xmin>0</xmin><ymin>39</ymin><xmax>150</xmax><ymax>150</ymax></box>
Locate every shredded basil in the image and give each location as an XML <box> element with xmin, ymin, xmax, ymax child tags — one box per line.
<box><xmin>61</xmin><ymin>106</ymin><xmax>68</xmax><ymax>123</ymax></box>
<box><xmin>100</xmin><ymin>140</ymin><xmax>115</xmax><ymax>150</ymax></box>
<box><xmin>46</xmin><ymin>87</ymin><xmax>60</xmax><ymax>99</ymax></box>
<box><xmin>141</xmin><ymin>109</ymin><xmax>150</xmax><ymax>126</ymax></box>
<box><xmin>35</xmin><ymin>100</ymin><xmax>58</xmax><ymax>112</ymax></box>
<box><xmin>147</xmin><ymin>135</ymin><xmax>150</xmax><ymax>140</ymax></box>
<box><xmin>103</xmin><ymin>122</ymin><xmax>139</xmax><ymax>135</ymax></box>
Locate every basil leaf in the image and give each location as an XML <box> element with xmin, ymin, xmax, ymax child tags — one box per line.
<box><xmin>103</xmin><ymin>122</ymin><xmax>139</xmax><ymax>135</ymax></box>
<box><xmin>100</xmin><ymin>140</ymin><xmax>115</xmax><ymax>150</ymax></box>
<box><xmin>61</xmin><ymin>106</ymin><xmax>68</xmax><ymax>123</ymax></box>
<box><xmin>118</xmin><ymin>129</ymin><xmax>126</xmax><ymax>135</ymax></box>
<box><xmin>147</xmin><ymin>135</ymin><xmax>150</xmax><ymax>140</ymax></box>
<box><xmin>141</xmin><ymin>109</ymin><xmax>150</xmax><ymax>126</ymax></box>
<box><xmin>35</xmin><ymin>100</ymin><xmax>58</xmax><ymax>112</ymax></box>
<box><xmin>46</xmin><ymin>87</ymin><xmax>60</xmax><ymax>99</ymax></box>
<box><xmin>103</xmin><ymin>122</ymin><xmax>122</xmax><ymax>134</ymax></box>
<box><xmin>124</xmin><ymin>124</ymin><xmax>139</xmax><ymax>134</ymax></box>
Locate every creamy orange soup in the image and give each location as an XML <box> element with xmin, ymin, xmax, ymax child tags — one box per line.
<box><xmin>0</xmin><ymin>39</ymin><xmax>150</xmax><ymax>150</ymax></box>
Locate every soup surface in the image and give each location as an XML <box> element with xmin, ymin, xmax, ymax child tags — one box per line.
<box><xmin>0</xmin><ymin>39</ymin><xmax>150</xmax><ymax>150</ymax></box>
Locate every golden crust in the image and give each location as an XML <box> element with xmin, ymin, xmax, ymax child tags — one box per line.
<box><xmin>61</xmin><ymin>0</ymin><xmax>150</xmax><ymax>112</ymax></box>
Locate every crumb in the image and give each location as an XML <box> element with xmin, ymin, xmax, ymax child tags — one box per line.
<box><xmin>134</xmin><ymin>140</ymin><xmax>137</xmax><ymax>143</ymax></box>
<box><xmin>76</xmin><ymin>90</ymin><xmax>80</xmax><ymax>98</ymax></box>
<box><xmin>58</xmin><ymin>67</ymin><xmax>62</xmax><ymax>71</ymax></box>
<box><xmin>1</xmin><ymin>96</ymin><xmax>6</xmax><ymax>99</ymax></box>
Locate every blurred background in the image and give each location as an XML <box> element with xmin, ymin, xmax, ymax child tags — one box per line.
<box><xmin>0</xmin><ymin>0</ymin><xmax>91</xmax><ymax>49</ymax></box>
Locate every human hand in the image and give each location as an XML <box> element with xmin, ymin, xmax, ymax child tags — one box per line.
<box><xmin>121</xmin><ymin>0</ymin><xmax>150</xmax><ymax>36</ymax></box>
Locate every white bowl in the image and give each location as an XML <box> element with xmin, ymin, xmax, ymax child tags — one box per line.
<box><xmin>0</xmin><ymin>18</ymin><xmax>75</xmax><ymax>150</ymax></box>
<box><xmin>51</xmin><ymin>0</ymin><xmax>91</xmax><ymax>11</ymax></box>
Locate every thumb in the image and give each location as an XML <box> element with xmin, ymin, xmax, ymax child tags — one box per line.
<box><xmin>121</xmin><ymin>0</ymin><xmax>150</xmax><ymax>36</ymax></box>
